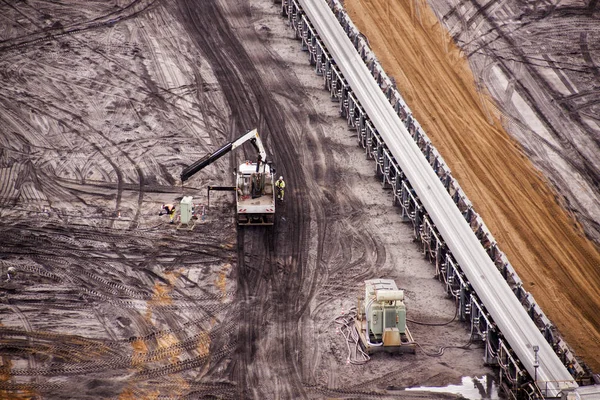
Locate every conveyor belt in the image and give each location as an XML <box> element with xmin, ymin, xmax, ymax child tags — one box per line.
<box><xmin>299</xmin><ymin>0</ymin><xmax>577</xmax><ymax>395</ymax></box>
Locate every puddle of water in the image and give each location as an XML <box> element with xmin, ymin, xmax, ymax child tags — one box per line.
<box><xmin>406</xmin><ymin>375</ymin><xmax>500</xmax><ymax>399</ymax></box>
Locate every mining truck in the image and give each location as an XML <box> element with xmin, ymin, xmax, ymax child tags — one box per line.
<box><xmin>180</xmin><ymin>129</ymin><xmax>276</xmax><ymax>225</ymax></box>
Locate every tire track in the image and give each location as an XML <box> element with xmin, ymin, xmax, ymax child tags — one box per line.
<box><xmin>175</xmin><ymin>1</ymin><xmax>400</xmax><ymax>397</ymax></box>
<box><xmin>176</xmin><ymin>1</ymin><xmax>314</xmax><ymax>397</ymax></box>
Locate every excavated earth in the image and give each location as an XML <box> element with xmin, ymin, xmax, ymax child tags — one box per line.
<box><xmin>344</xmin><ymin>0</ymin><xmax>600</xmax><ymax>372</ymax></box>
<box><xmin>0</xmin><ymin>0</ymin><xmax>498</xmax><ymax>399</ymax></box>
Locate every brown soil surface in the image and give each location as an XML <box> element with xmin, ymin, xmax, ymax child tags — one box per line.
<box><xmin>345</xmin><ymin>0</ymin><xmax>600</xmax><ymax>371</ymax></box>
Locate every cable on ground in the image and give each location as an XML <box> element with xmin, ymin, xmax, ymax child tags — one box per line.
<box><xmin>407</xmin><ymin>299</ymin><xmax>474</xmax><ymax>357</ymax></box>
<box><xmin>334</xmin><ymin>306</ymin><xmax>370</xmax><ymax>365</ymax></box>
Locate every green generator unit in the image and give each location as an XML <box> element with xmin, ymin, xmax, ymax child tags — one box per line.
<box><xmin>356</xmin><ymin>279</ymin><xmax>415</xmax><ymax>353</ymax></box>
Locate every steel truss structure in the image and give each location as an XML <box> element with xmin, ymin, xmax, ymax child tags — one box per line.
<box><xmin>279</xmin><ymin>0</ymin><xmax>583</xmax><ymax>398</ymax></box>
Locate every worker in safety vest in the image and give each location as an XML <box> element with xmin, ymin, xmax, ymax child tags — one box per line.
<box><xmin>5</xmin><ymin>266</ymin><xmax>16</xmax><ymax>282</ymax></box>
<box><xmin>275</xmin><ymin>176</ymin><xmax>285</xmax><ymax>201</ymax></box>
<box><xmin>160</xmin><ymin>203</ymin><xmax>176</xmax><ymax>224</ymax></box>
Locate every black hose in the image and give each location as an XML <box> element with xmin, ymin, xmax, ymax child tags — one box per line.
<box><xmin>406</xmin><ymin>298</ymin><xmax>459</xmax><ymax>326</ymax></box>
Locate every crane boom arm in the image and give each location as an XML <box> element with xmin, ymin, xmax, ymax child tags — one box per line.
<box><xmin>231</xmin><ymin>129</ymin><xmax>266</xmax><ymax>163</ymax></box>
<box><xmin>181</xmin><ymin>129</ymin><xmax>266</xmax><ymax>182</ymax></box>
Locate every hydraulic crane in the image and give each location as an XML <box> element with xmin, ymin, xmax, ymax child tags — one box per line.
<box><xmin>181</xmin><ymin>129</ymin><xmax>276</xmax><ymax>225</ymax></box>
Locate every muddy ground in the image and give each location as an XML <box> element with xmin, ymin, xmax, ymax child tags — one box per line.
<box><xmin>0</xmin><ymin>1</ymin><xmax>495</xmax><ymax>399</ymax></box>
<box><xmin>344</xmin><ymin>0</ymin><xmax>600</xmax><ymax>372</ymax></box>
